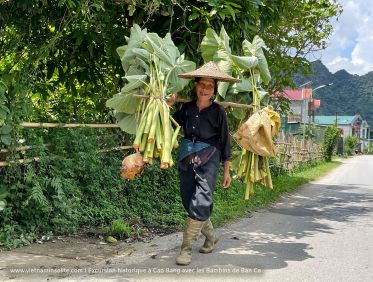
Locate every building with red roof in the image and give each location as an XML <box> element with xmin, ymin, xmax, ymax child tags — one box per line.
<box><xmin>279</xmin><ymin>88</ymin><xmax>321</xmax><ymax>124</ymax></box>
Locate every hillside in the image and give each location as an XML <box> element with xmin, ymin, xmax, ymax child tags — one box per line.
<box><xmin>293</xmin><ymin>60</ymin><xmax>373</xmax><ymax>124</ymax></box>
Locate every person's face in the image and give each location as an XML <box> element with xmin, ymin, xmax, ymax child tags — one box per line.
<box><xmin>195</xmin><ymin>77</ymin><xmax>215</xmax><ymax>102</ymax></box>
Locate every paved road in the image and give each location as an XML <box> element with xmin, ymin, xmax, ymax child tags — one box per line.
<box><xmin>2</xmin><ymin>156</ymin><xmax>373</xmax><ymax>281</ymax></box>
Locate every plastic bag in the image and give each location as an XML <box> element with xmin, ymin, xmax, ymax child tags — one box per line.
<box><xmin>234</xmin><ymin>107</ymin><xmax>280</xmax><ymax>157</ymax></box>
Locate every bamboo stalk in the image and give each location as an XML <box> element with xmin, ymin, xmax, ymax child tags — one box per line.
<box><xmin>97</xmin><ymin>145</ymin><xmax>133</xmax><ymax>153</ymax></box>
<box><xmin>264</xmin><ymin>157</ymin><xmax>273</xmax><ymax>189</ymax></box>
<box><xmin>133</xmin><ymin>94</ymin><xmax>253</xmax><ymax>109</ymax></box>
<box><xmin>244</xmin><ymin>181</ymin><xmax>253</xmax><ymax>200</ymax></box>
<box><xmin>139</xmin><ymin>133</ymin><xmax>148</xmax><ymax>152</ymax></box>
<box><xmin>171</xmin><ymin>125</ymin><xmax>181</xmax><ymax>149</ymax></box>
<box><xmin>0</xmin><ymin>146</ymin><xmax>133</xmax><ymax>167</ymax></box>
<box><xmin>19</xmin><ymin>122</ymin><xmax>119</xmax><ymax>128</ymax></box>
<box><xmin>237</xmin><ymin>149</ymin><xmax>246</xmax><ymax>178</ymax></box>
<box><xmin>155</xmin><ymin>120</ymin><xmax>163</xmax><ymax>151</ymax></box>
<box><xmin>0</xmin><ymin>157</ymin><xmax>41</xmax><ymax>167</ymax></box>
<box><xmin>147</xmin><ymin>105</ymin><xmax>160</xmax><ymax>142</ymax></box>
<box><xmin>157</xmin><ymin>100</ymin><xmax>170</xmax><ymax>168</ymax></box>
<box><xmin>143</xmin><ymin>99</ymin><xmax>156</xmax><ymax>134</ymax></box>
<box><xmin>0</xmin><ymin>144</ymin><xmax>52</xmax><ymax>153</ymax></box>
<box><xmin>146</xmin><ymin>138</ymin><xmax>156</xmax><ymax>156</ymax></box>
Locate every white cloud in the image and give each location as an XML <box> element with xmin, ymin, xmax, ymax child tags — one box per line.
<box><xmin>316</xmin><ymin>0</ymin><xmax>373</xmax><ymax>75</ymax></box>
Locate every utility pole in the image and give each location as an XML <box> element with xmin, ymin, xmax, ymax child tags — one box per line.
<box><xmin>300</xmin><ymin>82</ymin><xmax>333</xmax><ymax>143</ymax></box>
<box><xmin>335</xmin><ymin>111</ymin><xmax>338</xmax><ymax>126</ymax></box>
<box><xmin>301</xmin><ymin>88</ymin><xmax>306</xmax><ymax>143</ymax></box>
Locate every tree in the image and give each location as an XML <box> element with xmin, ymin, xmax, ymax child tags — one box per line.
<box><xmin>0</xmin><ymin>0</ymin><xmax>130</xmax><ymax>124</ymax></box>
<box><xmin>0</xmin><ymin>0</ymin><xmax>342</xmax><ymax>129</ymax></box>
<box><xmin>262</xmin><ymin>0</ymin><xmax>342</xmax><ymax>93</ymax></box>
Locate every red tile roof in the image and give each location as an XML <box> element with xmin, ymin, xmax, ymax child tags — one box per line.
<box><xmin>276</xmin><ymin>88</ymin><xmax>313</xmax><ymax>100</ymax></box>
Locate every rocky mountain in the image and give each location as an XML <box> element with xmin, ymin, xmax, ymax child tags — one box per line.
<box><xmin>293</xmin><ymin>60</ymin><xmax>373</xmax><ymax>124</ymax></box>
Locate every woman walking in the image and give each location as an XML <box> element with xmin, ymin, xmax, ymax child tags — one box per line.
<box><xmin>167</xmin><ymin>61</ymin><xmax>239</xmax><ymax>265</ymax></box>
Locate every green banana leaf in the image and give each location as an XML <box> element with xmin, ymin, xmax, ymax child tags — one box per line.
<box><xmin>132</xmin><ymin>48</ymin><xmax>150</xmax><ymax>62</ymax></box>
<box><xmin>117</xmin><ymin>24</ymin><xmax>148</xmax><ymax>72</ymax></box>
<box><xmin>201</xmin><ymin>28</ymin><xmax>231</xmax><ymax>69</ymax></box>
<box><xmin>106</xmin><ymin>91</ymin><xmax>141</xmax><ymax>114</ymax></box>
<box><xmin>235</xmin><ymin>79</ymin><xmax>253</xmax><ymax>93</ymax></box>
<box><xmin>144</xmin><ymin>33</ymin><xmax>174</xmax><ymax>66</ymax></box>
<box><xmin>167</xmin><ymin>60</ymin><xmax>196</xmax><ymax>93</ymax></box>
<box><xmin>201</xmin><ymin>26</ymin><xmax>263</xmax><ymax>99</ymax></box>
<box><xmin>115</xmin><ymin>112</ymin><xmax>137</xmax><ymax>135</ymax></box>
<box><xmin>126</xmin><ymin>63</ymin><xmax>147</xmax><ymax>76</ymax></box>
<box><xmin>163</xmin><ymin>33</ymin><xmax>181</xmax><ymax>64</ymax></box>
<box><xmin>201</xmin><ymin>28</ymin><xmax>220</xmax><ymax>62</ymax></box>
<box><xmin>220</xmin><ymin>26</ymin><xmax>232</xmax><ymax>53</ymax></box>
<box><xmin>121</xmin><ymin>75</ymin><xmax>147</xmax><ymax>92</ymax></box>
<box><xmin>224</xmin><ymin>90</ymin><xmax>253</xmax><ymax>120</ymax></box>
<box><xmin>230</xmin><ymin>55</ymin><xmax>258</xmax><ymax>70</ymax></box>
<box><xmin>242</xmin><ymin>37</ymin><xmax>271</xmax><ymax>85</ymax></box>
<box><xmin>213</xmin><ymin>44</ymin><xmax>232</xmax><ymax>99</ymax></box>
<box><xmin>116</xmin><ymin>45</ymin><xmax>126</xmax><ymax>59</ymax></box>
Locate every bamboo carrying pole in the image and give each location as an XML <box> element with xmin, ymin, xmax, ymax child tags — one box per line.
<box><xmin>132</xmin><ymin>94</ymin><xmax>253</xmax><ymax>109</ymax></box>
<box><xmin>18</xmin><ymin>95</ymin><xmax>253</xmax><ymax>129</ymax></box>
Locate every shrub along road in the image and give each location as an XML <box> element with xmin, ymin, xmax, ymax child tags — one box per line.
<box><xmin>1</xmin><ymin>156</ymin><xmax>373</xmax><ymax>281</ymax></box>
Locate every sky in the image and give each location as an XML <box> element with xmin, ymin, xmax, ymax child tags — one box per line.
<box><xmin>312</xmin><ymin>0</ymin><xmax>373</xmax><ymax>75</ymax></box>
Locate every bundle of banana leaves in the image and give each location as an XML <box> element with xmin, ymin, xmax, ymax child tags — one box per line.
<box><xmin>200</xmin><ymin>27</ymin><xmax>280</xmax><ymax>199</ymax></box>
<box><xmin>106</xmin><ymin>25</ymin><xmax>195</xmax><ymax>170</ymax></box>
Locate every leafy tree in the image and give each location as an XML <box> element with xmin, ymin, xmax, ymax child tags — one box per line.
<box><xmin>322</xmin><ymin>125</ymin><xmax>340</xmax><ymax>161</ymax></box>
<box><xmin>0</xmin><ymin>0</ymin><xmax>128</xmax><ymax>124</ymax></box>
<box><xmin>262</xmin><ymin>0</ymin><xmax>342</xmax><ymax>93</ymax></box>
<box><xmin>0</xmin><ymin>0</ymin><xmax>342</xmax><ymax>129</ymax></box>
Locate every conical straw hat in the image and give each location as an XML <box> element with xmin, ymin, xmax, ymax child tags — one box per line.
<box><xmin>178</xmin><ymin>61</ymin><xmax>240</xmax><ymax>83</ymax></box>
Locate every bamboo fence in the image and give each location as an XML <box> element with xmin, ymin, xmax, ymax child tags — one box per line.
<box><xmin>273</xmin><ymin>131</ymin><xmax>323</xmax><ymax>172</ymax></box>
<box><xmin>1</xmin><ymin>119</ymin><xmax>322</xmax><ymax>169</ymax></box>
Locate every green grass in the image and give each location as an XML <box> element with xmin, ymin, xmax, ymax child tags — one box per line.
<box><xmin>212</xmin><ymin>161</ymin><xmax>341</xmax><ymax>227</ymax></box>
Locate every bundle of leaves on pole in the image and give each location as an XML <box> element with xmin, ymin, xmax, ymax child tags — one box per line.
<box><xmin>106</xmin><ymin>25</ymin><xmax>195</xmax><ymax>174</ymax></box>
<box><xmin>200</xmin><ymin>27</ymin><xmax>280</xmax><ymax>200</ymax></box>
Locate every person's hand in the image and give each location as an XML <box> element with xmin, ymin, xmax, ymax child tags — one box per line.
<box><xmin>166</xmin><ymin>93</ymin><xmax>177</xmax><ymax>107</ymax></box>
<box><xmin>221</xmin><ymin>161</ymin><xmax>231</xmax><ymax>189</ymax></box>
<box><xmin>221</xmin><ymin>171</ymin><xmax>231</xmax><ymax>189</ymax></box>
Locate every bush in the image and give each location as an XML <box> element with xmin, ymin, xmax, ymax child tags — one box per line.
<box><xmin>344</xmin><ymin>136</ymin><xmax>359</xmax><ymax>155</ymax></box>
<box><xmin>322</xmin><ymin>125</ymin><xmax>340</xmax><ymax>161</ymax></box>
<box><xmin>110</xmin><ymin>219</ymin><xmax>132</xmax><ymax>239</ymax></box>
<box><xmin>0</xmin><ymin>127</ymin><xmax>184</xmax><ymax>249</ymax></box>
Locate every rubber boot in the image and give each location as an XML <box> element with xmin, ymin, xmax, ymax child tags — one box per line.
<box><xmin>176</xmin><ymin>217</ymin><xmax>205</xmax><ymax>265</ymax></box>
<box><xmin>199</xmin><ymin>218</ymin><xmax>219</xmax><ymax>253</ymax></box>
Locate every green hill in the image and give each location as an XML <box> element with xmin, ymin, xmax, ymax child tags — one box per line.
<box><xmin>293</xmin><ymin>60</ymin><xmax>373</xmax><ymax>125</ymax></box>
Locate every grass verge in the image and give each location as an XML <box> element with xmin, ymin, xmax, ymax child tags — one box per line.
<box><xmin>212</xmin><ymin>160</ymin><xmax>341</xmax><ymax>227</ymax></box>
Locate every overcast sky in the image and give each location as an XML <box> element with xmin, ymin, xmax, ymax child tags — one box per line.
<box><xmin>311</xmin><ymin>0</ymin><xmax>373</xmax><ymax>75</ymax></box>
